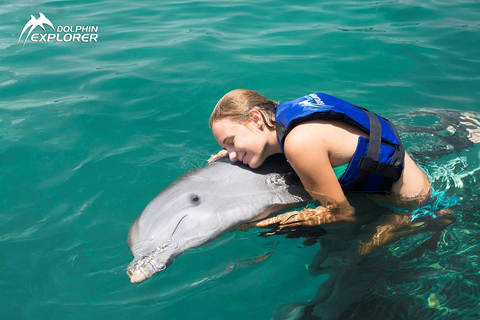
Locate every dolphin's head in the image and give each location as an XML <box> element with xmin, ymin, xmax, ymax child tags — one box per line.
<box><xmin>126</xmin><ymin>169</ymin><xmax>227</xmax><ymax>283</ymax></box>
<box><xmin>126</xmin><ymin>156</ymin><xmax>310</xmax><ymax>283</ymax></box>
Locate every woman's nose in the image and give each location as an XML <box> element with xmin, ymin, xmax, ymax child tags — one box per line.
<box><xmin>228</xmin><ymin>150</ymin><xmax>237</xmax><ymax>161</ymax></box>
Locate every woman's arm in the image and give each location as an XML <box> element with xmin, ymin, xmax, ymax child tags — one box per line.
<box><xmin>241</xmin><ymin>123</ymin><xmax>356</xmax><ymax>231</ymax></box>
<box><xmin>284</xmin><ymin>125</ymin><xmax>347</xmax><ymax>204</ymax></box>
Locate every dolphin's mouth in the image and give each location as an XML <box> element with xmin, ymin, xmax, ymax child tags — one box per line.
<box><xmin>127</xmin><ymin>215</ymin><xmax>188</xmax><ymax>283</ymax></box>
<box><xmin>170</xmin><ymin>215</ymin><xmax>187</xmax><ymax>239</ymax></box>
<box><xmin>127</xmin><ymin>238</ymin><xmax>179</xmax><ymax>283</ymax></box>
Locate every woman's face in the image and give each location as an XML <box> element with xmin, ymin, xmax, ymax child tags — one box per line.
<box><xmin>211</xmin><ymin>118</ymin><xmax>268</xmax><ymax>169</ymax></box>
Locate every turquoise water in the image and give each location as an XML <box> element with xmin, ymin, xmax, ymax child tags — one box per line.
<box><xmin>1</xmin><ymin>0</ymin><xmax>480</xmax><ymax>319</ymax></box>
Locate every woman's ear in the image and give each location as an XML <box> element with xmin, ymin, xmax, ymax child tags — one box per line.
<box><xmin>248</xmin><ymin>109</ymin><xmax>263</xmax><ymax>129</ymax></box>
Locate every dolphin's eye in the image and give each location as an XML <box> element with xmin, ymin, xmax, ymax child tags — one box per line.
<box><xmin>190</xmin><ymin>194</ymin><xmax>201</xmax><ymax>206</ymax></box>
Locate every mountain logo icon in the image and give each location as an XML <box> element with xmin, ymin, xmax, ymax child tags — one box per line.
<box><xmin>17</xmin><ymin>13</ymin><xmax>55</xmax><ymax>48</ymax></box>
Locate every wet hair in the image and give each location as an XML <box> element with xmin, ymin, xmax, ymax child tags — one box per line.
<box><xmin>209</xmin><ymin>89</ymin><xmax>279</xmax><ymax>129</ymax></box>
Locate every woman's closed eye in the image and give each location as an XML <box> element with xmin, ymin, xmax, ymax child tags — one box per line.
<box><xmin>224</xmin><ymin>136</ymin><xmax>235</xmax><ymax>148</ymax></box>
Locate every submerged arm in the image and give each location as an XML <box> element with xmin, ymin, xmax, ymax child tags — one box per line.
<box><xmin>241</xmin><ymin>198</ymin><xmax>355</xmax><ymax>231</ymax></box>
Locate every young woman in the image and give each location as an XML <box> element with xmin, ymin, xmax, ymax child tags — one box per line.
<box><xmin>209</xmin><ymin>89</ymin><xmax>432</xmax><ymax>229</ymax></box>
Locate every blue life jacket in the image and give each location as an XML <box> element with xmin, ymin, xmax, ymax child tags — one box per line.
<box><xmin>275</xmin><ymin>92</ymin><xmax>405</xmax><ymax>194</ymax></box>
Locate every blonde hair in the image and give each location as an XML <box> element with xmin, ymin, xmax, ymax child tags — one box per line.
<box><xmin>209</xmin><ymin>89</ymin><xmax>279</xmax><ymax>129</ymax></box>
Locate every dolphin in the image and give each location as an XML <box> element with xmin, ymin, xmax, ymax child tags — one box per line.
<box><xmin>127</xmin><ymin>154</ymin><xmax>311</xmax><ymax>283</ymax></box>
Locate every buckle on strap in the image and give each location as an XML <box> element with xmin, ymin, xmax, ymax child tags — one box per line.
<box><xmin>358</xmin><ymin>156</ymin><xmax>403</xmax><ymax>180</ymax></box>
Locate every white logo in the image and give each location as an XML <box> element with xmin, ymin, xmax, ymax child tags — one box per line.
<box><xmin>299</xmin><ymin>93</ymin><xmax>326</xmax><ymax>108</ymax></box>
<box><xmin>309</xmin><ymin>93</ymin><xmax>325</xmax><ymax>106</ymax></box>
<box><xmin>17</xmin><ymin>13</ymin><xmax>98</xmax><ymax>49</ymax></box>
<box><xmin>17</xmin><ymin>13</ymin><xmax>55</xmax><ymax>48</ymax></box>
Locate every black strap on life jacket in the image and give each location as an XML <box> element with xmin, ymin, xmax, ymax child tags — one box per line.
<box><xmin>348</xmin><ymin>107</ymin><xmax>405</xmax><ymax>193</ymax></box>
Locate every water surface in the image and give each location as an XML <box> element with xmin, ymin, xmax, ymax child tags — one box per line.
<box><xmin>1</xmin><ymin>0</ymin><xmax>479</xmax><ymax>319</ymax></box>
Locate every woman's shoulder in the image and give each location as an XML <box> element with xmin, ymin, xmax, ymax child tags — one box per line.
<box><xmin>284</xmin><ymin>119</ymin><xmax>364</xmax><ymax>167</ymax></box>
<box><xmin>283</xmin><ymin>121</ymin><xmax>329</xmax><ymax>155</ymax></box>
<box><xmin>285</xmin><ymin>120</ymin><xmax>351</xmax><ymax>148</ymax></box>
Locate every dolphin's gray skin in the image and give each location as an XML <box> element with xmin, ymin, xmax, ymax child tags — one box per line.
<box><xmin>127</xmin><ymin>154</ymin><xmax>311</xmax><ymax>283</ymax></box>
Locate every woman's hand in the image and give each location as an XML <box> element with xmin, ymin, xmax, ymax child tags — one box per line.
<box><xmin>207</xmin><ymin>149</ymin><xmax>228</xmax><ymax>163</ymax></box>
